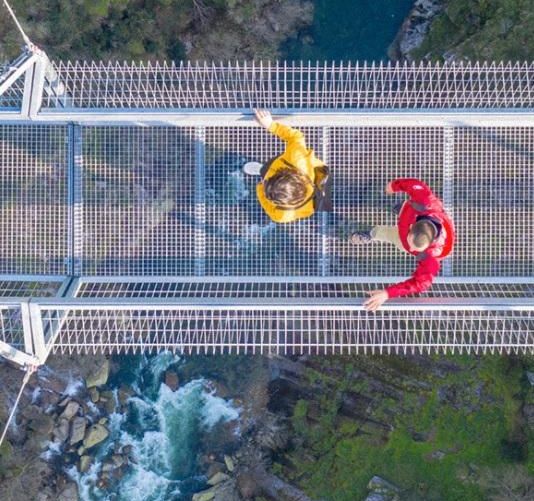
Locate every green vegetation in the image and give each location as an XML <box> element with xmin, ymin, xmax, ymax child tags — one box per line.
<box><xmin>278</xmin><ymin>356</ymin><xmax>534</xmax><ymax>501</ymax></box>
<box><xmin>412</xmin><ymin>0</ymin><xmax>534</xmax><ymax>61</ymax></box>
<box><xmin>0</xmin><ymin>0</ymin><xmax>312</xmax><ymax>63</ymax></box>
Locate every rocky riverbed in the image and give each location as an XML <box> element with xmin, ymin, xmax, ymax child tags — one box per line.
<box><xmin>1</xmin><ymin>352</ymin><xmax>534</xmax><ymax>500</ymax></box>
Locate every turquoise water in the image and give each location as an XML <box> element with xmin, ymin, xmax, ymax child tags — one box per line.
<box><xmin>284</xmin><ymin>0</ymin><xmax>413</xmax><ymax>61</ymax></box>
<box><xmin>64</xmin><ymin>355</ymin><xmax>240</xmax><ymax>501</ymax></box>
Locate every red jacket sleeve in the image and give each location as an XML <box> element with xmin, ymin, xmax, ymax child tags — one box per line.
<box><xmin>386</xmin><ymin>255</ymin><xmax>440</xmax><ymax>298</ymax></box>
<box><xmin>390</xmin><ymin>178</ymin><xmax>434</xmax><ymax>206</ymax></box>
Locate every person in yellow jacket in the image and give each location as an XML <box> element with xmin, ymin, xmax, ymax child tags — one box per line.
<box><xmin>243</xmin><ymin>109</ymin><xmax>331</xmax><ymax>224</ymax></box>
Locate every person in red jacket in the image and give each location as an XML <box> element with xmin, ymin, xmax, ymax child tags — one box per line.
<box><xmin>351</xmin><ymin>178</ymin><xmax>455</xmax><ymax>312</ymax></box>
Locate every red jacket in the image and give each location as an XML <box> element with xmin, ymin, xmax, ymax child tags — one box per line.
<box><xmin>386</xmin><ymin>178</ymin><xmax>455</xmax><ymax>299</ymax></box>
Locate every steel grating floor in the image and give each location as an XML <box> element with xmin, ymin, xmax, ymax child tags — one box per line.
<box><xmin>0</xmin><ymin>124</ymin><xmax>532</xmax><ymax>279</ymax></box>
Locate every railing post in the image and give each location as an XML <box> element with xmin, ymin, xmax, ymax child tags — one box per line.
<box><xmin>19</xmin><ymin>301</ymin><xmax>34</xmax><ymax>357</ymax></box>
<box><xmin>319</xmin><ymin>126</ymin><xmax>330</xmax><ymax>276</ymax></box>
<box><xmin>28</xmin><ymin>302</ymin><xmax>47</xmax><ymax>364</ymax></box>
<box><xmin>442</xmin><ymin>126</ymin><xmax>454</xmax><ymax>277</ymax></box>
<box><xmin>68</xmin><ymin>123</ymin><xmax>83</xmax><ymax>275</ymax></box>
<box><xmin>21</xmin><ymin>52</ymin><xmax>47</xmax><ymax>119</ymax></box>
<box><xmin>194</xmin><ymin>126</ymin><xmax>206</xmax><ymax>276</ymax></box>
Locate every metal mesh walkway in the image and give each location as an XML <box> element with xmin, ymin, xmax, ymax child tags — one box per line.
<box><xmin>0</xmin><ymin>53</ymin><xmax>533</xmax><ymax>362</ymax></box>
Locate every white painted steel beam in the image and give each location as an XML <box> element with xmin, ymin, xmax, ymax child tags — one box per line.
<box><xmin>0</xmin><ymin>53</ymin><xmax>38</xmax><ymax>96</ymax></box>
<box><xmin>32</xmin><ymin>297</ymin><xmax>534</xmax><ymax>311</ymax></box>
<box><xmin>0</xmin><ymin>339</ymin><xmax>39</xmax><ymax>367</ymax></box>
<box><xmin>74</xmin><ymin>276</ymin><xmax>534</xmax><ymax>284</ymax></box>
<box><xmin>0</xmin><ymin>111</ymin><xmax>533</xmax><ymax>127</ymax></box>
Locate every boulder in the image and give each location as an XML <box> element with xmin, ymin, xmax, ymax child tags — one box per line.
<box><xmin>89</xmin><ymin>388</ymin><xmax>100</xmax><ymax>403</ymax></box>
<box><xmin>57</xmin><ymin>482</ymin><xmax>79</xmax><ymax>501</ymax></box>
<box><xmin>430</xmin><ymin>450</ymin><xmax>446</xmax><ymax>460</ymax></box>
<box><xmin>61</xmin><ymin>401</ymin><xmax>80</xmax><ymax>421</ymax></box>
<box><xmin>83</xmin><ymin>424</ymin><xmax>109</xmax><ymax>449</ymax></box>
<box><xmin>28</xmin><ymin>413</ymin><xmax>55</xmax><ymax>436</ymax></box>
<box><xmin>192</xmin><ymin>490</ymin><xmax>215</xmax><ymax>501</ymax></box>
<box><xmin>207</xmin><ymin>472</ymin><xmax>230</xmax><ymax>486</ymax></box>
<box><xmin>70</xmin><ymin>416</ymin><xmax>87</xmax><ymax>445</ymax></box>
<box><xmin>100</xmin><ymin>391</ymin><xmax>117</xmax><ymax>414</ymax></box>
<box><xmin>118</xmin><ymin>386</ymin><xmax>134</xmax><ymax>406</ymax></box>
<box><xmin>367</xmin><ymin>476</ymin><xmax>401</xmax><ymax>500</ymax></box>
<box><xmin>42</xmin><ymin>375</ymin><xmax>69</xmax><ymax>395</ymax></box>
<box><xmin>164</xmin><ymin>371</ymin><xmax>180</xmax><ymax>391</ymax></box>
<box><xmin>40</xmin><ymin>389</ymin><xmax>62</xmax><ymax>409</ymax></box>
<box><xmin>365</xmin><ymin>495</ymin><xmax>388</xmax><ymax>501</ymax></box>
<box><xmin>53</xmin><ymin>418</ymin><xmax>70</xmax><ymax>444</ymax></box>
<box><xmin>58</xmin><ymin>397</ymin><xmax>71</xmax><ymax>407</ymax></box>
<box><xmin>112</xmin><ymin>454</ymin><xmax>126</xmax><ymax>467</ymax></box>
<box><xmin>86</xmin><ymin>359</ymin><xmax>110</xmax><ymax>388</ymax></box>
<box><xmin>207</xmin><ymin>462</ymin><xmax>226</xmax><ymax>478</ymax></box>
<box><xmin>224</xmin><ymin>455</ymin><xmax>235</xmax><ymax>472</ymax></box>
<box><xmin>80</xmin><ymin>455</ymin><xmax>91</xmax><ymax>473</ymax></box>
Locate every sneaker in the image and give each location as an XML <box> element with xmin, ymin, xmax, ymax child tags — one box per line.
<box><xmin>350</xmin><ymin>230</ymin><xmax>373</xmax><ymax>244</ymax></box>
<box><xmin>243</xmin><ymin>161</ymin><xmax>263</xmax><ymax>176</ymax></box>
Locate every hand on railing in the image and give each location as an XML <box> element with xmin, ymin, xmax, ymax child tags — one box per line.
<box><xmin>253</xmin><ymin>108</ymin><xmax>273</xmax><ymax>129</ymax></box>
<box><xmin>364</xmin><ymin>289</ymin><xmax>389</xmax><ymax>312</ymax></box>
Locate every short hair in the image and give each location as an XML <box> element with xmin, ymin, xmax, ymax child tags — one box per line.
<box><xmin>409</xmin><ymin>220</ymin><xmax>436</xmax><ymax>249</ymax></box>
<box><xmin>263</xmin><ymin>169</ymin><xmax>309</xmax><ymax>208</ymax></box>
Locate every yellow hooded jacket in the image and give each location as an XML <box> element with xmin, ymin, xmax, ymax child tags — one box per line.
<box><xmin>257</xmin><ymin>122</ymin><xmax>326</xmax><ymax>223</ymax></box>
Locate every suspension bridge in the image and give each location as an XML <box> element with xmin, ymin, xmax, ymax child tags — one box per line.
<box><xmin>0</xmin><ymin>46</ymin><xmax>533</xmax><ymax>367</ymax></box>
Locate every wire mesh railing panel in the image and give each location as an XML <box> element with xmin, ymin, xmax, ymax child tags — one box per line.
<box><xmin>75</xmin><ymin>280</ymin><xmax>534</xmax><ymax>299</ymax></box>
<box><xmin>0</xmin><ymin>76</ymin><xmax>24</xmax><ymax>110</ymax></box>
<box><xmin>0</xmin><ymin>125</ymin><xmax>69</xmax><ymax>275</ymax></box>
<box><xmin>43</xmin><ymin>307</ymin><xmax>534</xmax><ymax>355</ymax></box>
<box><xmin>0</xmin><ymin>57</ymin><xmax>25</xmax><ymax>110</ymax></box>
<box><xmin>80</xmin><ymin>126</ymin><xmax>196</xmax><ymax>275</ymax></box>
<box><xmin>452</xmin><ymin>127</ymin><xmax>534</xmax><ymax>276</ymax></box>
<box><xmin>0</xmin><ymin>280</ymin><xmax>61</xmax><ymax>297</ymax></box>
<box><xmin>44</xmin><ymin>61</ymin><xmax>534</xmax><ymax>110</ymax></box>
<box><xmin>329</xmin><ymin>127</ymin><xmax>444</xmax><ymax>276</ymax></box>
<box><xmin>0</xmin><ymin>306</ymin><xmax>24</xmax><ymax>350</ymax></box>
<box><xmin>203</xmin><ymin>127</ymin><xmax>324</xmax><ymax>276</ymax></box>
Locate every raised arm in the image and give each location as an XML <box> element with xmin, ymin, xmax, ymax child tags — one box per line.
<box><xmin>364</xmin><ymin>256</ymin><xmax>440</xmax><ymax>311</ymax></box>
<box><xmin>253</xmin><ymin>109</ymin><xmax>306</xmax><ymax>147</ymax></box>
<box><xmin>387</xmin><ymin>178</ymin><xmax>435</xmax><ymax>206</ymax></box>
<box><xmin>386</xmin><ymin>256</ymin><xmax>440</xmax><ymax>299</ymax></box>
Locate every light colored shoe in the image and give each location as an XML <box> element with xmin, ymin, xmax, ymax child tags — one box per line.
<box><xmin>243</xmin><ymin>161</ymin><xmax>262</xmax><ymax>176</ymax></box>
<box><xmin>350</xmin><ymin>231</ymin><xmax>374</xmax><ymax>244</ymax></box>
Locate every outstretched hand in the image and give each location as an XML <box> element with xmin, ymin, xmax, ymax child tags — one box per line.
<box><xmin>385</xmin><ymin>181</ymin><xmax>395</xmax><ymax>195</ymax></box>
<box><xmin>253</xmin><ymin>109</ymin><xmax>273</xmax><ymax>129</ymax></box>
<box><xmin>363</xmin><ymin>289</ymin><xmax>389</xmax><ymax>312</ymax></box>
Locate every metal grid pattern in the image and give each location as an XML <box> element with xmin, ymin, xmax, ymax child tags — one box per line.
<box><xmin>0</xmin><ymin>75</ymin><xmax>24</xmax><ymax>110</ymax></box>
<box><xmin>75</xmin><ymin>280</ymin><xmax>534</xmax><ymax>299</ymax></box>
<box><xmin>43</xmin><ymin>61</ymin><xmax>534</xmax><ymax>110</ymax></box>
<box><xmin>80</xmin><ymin>126</ymin><xmax>196</xmax><ymax>275</ymax></box>
<box><xmin>0</xmin><ymin>306</ymin><xmax>24</xmax><ymax>350</ymax></box>
<box><xmin>0</xmin><ymin>280</ymin><xmax>61</xmax><ymax>297</ymax></box>
<box><xmin>0</xmin><ymin>55</ymin><xmax>26</xmax><ymax>110</ymax></box>
<box><xmin>452</xmin><ymin>127</ymin><xmax>534</xmax><ymax>276</ymax></box>
<box><xmin>0</xmin><ymin>125</ymin><xmax>69</xmax><ymax>274</ymax></box>
<box><xmin>43</xmin><ymin>307</ymin><xmax>534</xmax><ymax>355</ymax></box>
<box><xmin>2</xmin><ymin>124</ymin><xmax>531</xmax><ymax>279</ymax></box>
<box><xmin>330</xmin><ymin>127</ymin><xmax>444</xmax><ymax>276</ymax></box>
<box><xmin>203</xmin><ymin>126</ymin><xmax>323</xmax><ymax>275</ymax></box>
